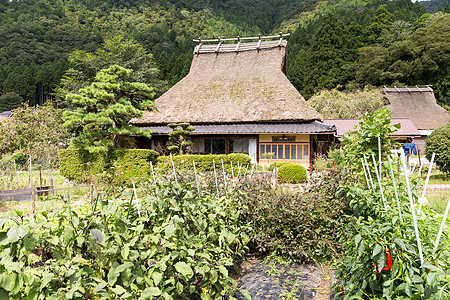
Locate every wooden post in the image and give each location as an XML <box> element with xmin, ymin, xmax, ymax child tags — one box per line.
<box><xmin>39</xmin><ymin>166</ymin><xmax>42</xmax><ymax>188</ymax></box>
<box><xmin>29</xmin><ymin>157</ymin><xmax>35</xmax><ymax>217</ymax></box>
<box><xmin>128</xmin><ymin>162</ymin><xmax>131</xmax><ymax>184</ymax></box>
<box><xmin>89</xmin><ymin>163</ymin><xmax>93</xmax><ymax>202</ymax></box>
<box><xmin>14</xmin><ymin>159</ymin><xmax>18</xmax><ymax>186</ymax></box>
<box><xmin>28</xmin><ymin>156</ymin><xmax>32</xmax><ymax>188</ymax></box>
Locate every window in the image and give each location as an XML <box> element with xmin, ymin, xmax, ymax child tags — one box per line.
<box><xmin>259</xmin><ymin>143</ymin><xmax>309</xmax><ymax>161</ymax></box>
<box><xmin>272</xmin><ymin>136</ymin><xmax>296</xmax><ymax>142</ymax></box>
<box><xmin>204</xmin><ymin>139</ymin><xmax>226</xmax><ymax>154</ymax></box>
<box><xmin>230</xmin><ymin>139</ymin><xmax>249</xmax><ymax>154</ymax></box>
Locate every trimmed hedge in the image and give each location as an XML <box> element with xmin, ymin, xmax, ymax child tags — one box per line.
<box><xmin>277</xmin><ymin>163</ymin><xmax>307</xmax><ymax>183</ymax></box>
<box><xmin>268</xmin><ymin>161</ymin><xmax>292</xmax><ymax>172</ymax></box>
<box><xmin>59</xmin><ymin>149</ymin><xmax>159</xmax><ymax>182</ymax></box>
<box><xmin>157</xmin><ymin>153</ymin><xmax>251</xmax><ymax>173</ymax></box>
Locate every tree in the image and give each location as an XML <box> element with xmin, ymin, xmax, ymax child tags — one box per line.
<box><xmin>308</xmin><ymin>87</ymin><xmax>388</xmax><ymax>119</ymax></box>
<box><xmin>341</xmin><ymin>107</ymin><xmax>400</xmax><ymax>171</ymax></box>
<box><xmin>56</xmin><ymin>36</ymin><xmax>165</xmax><ymax>108</ymax></box>
<box><xmin>366</xmin><ymin>5</ymin><xmax>394</xmax><ymax>44</ymax></box>
<box><xmin>0</xmin><ymin>103</ymin><xmax>68</xmax><ymax>162</ymax></box>
<box><xmin>167</xmin><ymin>123</ymin><xmax>195</xmax><ymax>155</ymax></box>
<box><xmin>303</xmin><ymin>14</ymin><xmax>348</xmax><ymax>98</ymax></box>
<box><xmin>63</xmin><ymin>65</ymin><xmax>155</xmax><ymax>152</ymax></box>
<box><xmin>0</xmin><ymin>92</ymin><xmax>23</xmax><ymax>111</ymax></box>
<box><xmin>425</xmin><ymin>123</ymin><xmax>450</xmax><ymax>174</ymax></box>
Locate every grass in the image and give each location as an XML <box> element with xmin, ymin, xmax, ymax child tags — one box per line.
<box><xmin>427</xmin><ymin>189</ymin><xmax>450</xmax><ymax>214</ymax></box>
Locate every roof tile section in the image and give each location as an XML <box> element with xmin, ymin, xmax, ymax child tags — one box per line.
<box><xmin>132</xmin><ymin>43</ymin><xmax>322</xmax><ymax>125</ymax></box>
<box><xmin>142</xmin><ymin>121</ymin><xmax>335</xmax><ymax>135</ymax></box>
<box><xmin>323</xmin><ymin>118</ymin><xmax>421</xmax><ymax>137</ymax></box>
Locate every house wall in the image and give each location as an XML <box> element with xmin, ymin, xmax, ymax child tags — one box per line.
<box><xmin>258</xmin><ymin>134</ymin><xmax>311</xmax><ymax>169</ymax></box>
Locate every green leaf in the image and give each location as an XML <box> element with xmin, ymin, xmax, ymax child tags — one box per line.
<box><xmin>165</xmin><ymin>223</ymin><xmax>175</xmax><ymax>238</ymax></box>
<box><xmin>218</xmin><ymin>265</ymin><xmax>228</xmax><ymax>277</ymax></box>
<box><xmin>40</xmin><ymin>273</ymin><xmax>54</xmax><ymax>291</ymax></box>
<box><xmin>174</xmin><ymin>262</ymin><xmax>193</xmax><ymax>279</ymax></box>
<box><xmin>90</xmin><ymin>229</ymin><xmax>105</xmax><ymax>244</ymax></box>
<box><xmin>152</xmin><ymin>271</ymin><xmax>162</xmax><ymax>286</ymax></box>
<box><xmin>240</xmin><ymin>289</ymin><xmax>252</xmax><ymax>300</ymax></box>
<box><xmin>372</xmin><ymin>243</ymin><xmax>383</xmax><ymax>259</ymax></box>
<box><xmin>116</xmin><ymin>262</ymin><xmax>134</xmax><ymax>274</ymax></box>
<box><xmin>6</xmin><ymin>225</ymin><xmax>28</xmax><ymax>243</ymax></box>
<box><xmin>111</xmin><ymin>285</ymin><xmax>126</xmax><ymax>295</ymax></box>
<box><xmin>142</xmin><ymin>287</ymin><xmax>161</xmax><ymax>296</ymax></box>
<box><xmin>0</xmin><ymin>288</ymin><xmax>9</xmax><ymax>300</ymax></box>
<box><xmin>93</xmin><ymin>281</ymin><xmax>107</xmax><ymax>294</ymax></box>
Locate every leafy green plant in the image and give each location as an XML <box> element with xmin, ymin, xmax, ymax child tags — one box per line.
<box><xmin>0</xmin><ymin>177</ymin><xmax>252</xmax><ymax>299</ymax></box>
<box><xmin>426</xmin><ymin>123</ymin><xmax>450</xmax><ymax>174</ymax></box>
<box><xmin>277</xmin><ymin>164</ymin><xmax>307</xmax><ymax>183</ymax></box>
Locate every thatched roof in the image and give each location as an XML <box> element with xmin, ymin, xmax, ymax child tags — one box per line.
<box><xmin>132</xmin><ymin>39</ymin><xmax>322</xmax><ymax>125</ymax></box>
<box><xmin>384</xmin><ymin>86</ymin><xmax>449</xmax><ymax>130</ymax></box>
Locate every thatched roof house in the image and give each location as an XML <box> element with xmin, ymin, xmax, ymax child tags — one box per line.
<box><xmin>384</xmin><ymin>86</ymin><xmax>449</xmax><ymax>130</ymax></box>
<box><xmin>133</xmin><ymin>34</ymin><xmax>335</xmax><ymax>168</ymax></box>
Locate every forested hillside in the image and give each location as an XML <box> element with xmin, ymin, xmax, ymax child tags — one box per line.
<box><xmin>0</xmin><ymin>0</ymin><xmax>449</xmax><ymax>109</ymax></box>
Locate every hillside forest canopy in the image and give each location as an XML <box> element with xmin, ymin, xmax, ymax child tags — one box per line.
<box><xmin>0</xmin><ymin>0</ymin><xmax>449</xmax><ymax>109</ymax></box>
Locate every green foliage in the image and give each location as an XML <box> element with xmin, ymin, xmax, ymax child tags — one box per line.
<box><xmin>56</xmin><ymin>36</ymin><xmax>164</xmax><ymax>107</ymax></box>
<box><xmin>308</xmin><ymin>87</ymin><xmax>387</xmax><ymax>119</ymax></box>
<box><xmin>0</xmin><ymin>179</ymin><xmax>250</xmax><ymax>298</ymax></box>
<box><xmin>0</xmin><ymin>104</ymin><xmax>69</xmax><ymax>162</ymax></box>
<box><xmin>341</xmin><ymin>107</ymin><xmax>400</xmax><ymax>172</ymax></box>
<box><xmin>167</xmin><ymin>123</ymin><xmax>195</xmax><ymax>155</ymax></box>
<box><xmin>59</xmin><ymin>148</ymin><xmax>159</xmax><ymax>183</ymax></box>
<box><xmin>425</xmin><ymin>123</ymin><xmax>450</xmax><ymax>174</ymax></box>
<box><xmin>241</xmin><ymin>170</ymin><xmax>353</xmax><ymax>262</ymax></box>
<box><xmin>268</xmin><ymin>161</ymin><xmax>291</xmax><ymax>172</ymax></box>
<box><xmin>63</xmin><ymin>65</ymin><xmax>155</xmax><ymax>151</ymax></box>
<box><xmin>277</xmin><ymin>164</ymin><xmax>307</xmax><ymax>183</ymax></box>
<box><xmin>158</xmin><ymin>154</ymin><xmax>251</xmax><ymax>173</ymax></box>
<box><xmin>0</xmin><ymin>92</ymin><xmax>23</xmax><ymax>112</ymax></box>
<box><xmin>334</xmin><ymin>152</ymin><xmax>450</xmax><ymax>299</ymax></box>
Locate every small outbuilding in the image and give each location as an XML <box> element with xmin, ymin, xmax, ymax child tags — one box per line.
<box><xmin>132</xmin><ymin>34</ymin><xmax>335</xmax><ymax>169</ymax></box>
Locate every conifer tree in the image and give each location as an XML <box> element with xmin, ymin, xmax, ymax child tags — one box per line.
<box><xmin>63</xmin><ymin>65</ymin><xmax>155</xmax><ymax>152</ymax></box>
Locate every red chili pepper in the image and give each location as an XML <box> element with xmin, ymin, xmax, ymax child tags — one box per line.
<box><xmin>373</xmin><ymin>262</ymin><xmax>380</xmax><ymax>275</ymax></box>
<box><xmin>382</xmin><ymin>249</ymin><xmax>392</xmax><ymax>271</ymax></box>
<box><xmin>339</xmin><ymin>287</ymin><xmax>344</xmax><ymax>297</ymax></box>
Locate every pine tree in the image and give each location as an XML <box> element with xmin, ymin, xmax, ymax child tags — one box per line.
<box><xmin>63</xmin><ymin>65</ymin><xmax>155</xmax><ymax>151</ymax></box>
<box><xmin>366</xmin><ymin>5</ymin><xmax>394</xmax><ymax>44</ymax></box>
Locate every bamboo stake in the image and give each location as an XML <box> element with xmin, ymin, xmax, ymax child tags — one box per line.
<box><xmin>29</xmin><ymin>156</ymin><xmax>35</xmax><ymax>217</ymax></box>
<box><xmin>388</xmin><ymin>157</ymin><xmax>403</xmax><ymax>224</ymax></box>
<box><xmin>418</xmin><ymin>152</ymin><xmax>435</xmax><ymax>214</ymax></box>
<box><xmin>250</xmin><ymin>164</ymin><xmax>255</xmax><ymax>178</ymax></box>
<box><xmin>361</xmin><ymin>157</ymin><xmax>371</xmax><ymax>189</ymax></box>
<box><xmin>434</xmin><ymin>196</ymin><xmax>450</xmax><ymax>253</ymax></box>
<box><xmin>132</xmin><ymin>182</ymin><xmax>141</xmax><ymax>217</ymax></box>
<box><xmin>150</xmin><ymin>161</ymin><xmax>159</xmax><ymax>196</ymax></box>
<box><xmin>401</xmin><ymin>151</ymin><xmax>424</xmax><ymax>265</ymax></box>
<box><xmin>417</xmin><ymin>155</ymin><xmax>424</xmax><ymax>179</ymax></box>
<box><xmin>243</xmin><ymin>164</ymin><xmax>249</xmax><ymax>180</ymax></box>
<box><xmin>236</xmin><ymin>162</ymin><xmax>242</xmax><ymax>182</ymax></box>
<box><xmin>221</xmin><ymin>159</ymin><xmax>228</xmax><ymax>198</ymax></box>
<box><xmin>212</xmin><ymin>159</ymin><xmax>219</xmax><ymax>198</ymax></box>
<box><xmin>171</xmin><ymin>158</ymin><xmax>178</xmax><ymax>185</ymax></box>
<box><xmin>14</xmin><ymin>160</ymin><xmax>18</xmax><ymax>186</ymax></box>
<box><xmin>363</xmin><ymin>154</ymin><xmax>375</xmax><ymax>192</ymax></box>
<box><xmin>371</xmin><ymin>154</ymin><xmax>388</xmax><ymax>211</ymax></box>
<box><xmin>378</xmin><ymin>136</ymin><xmax>382</xmax><ymax>179</ymax></box>
<box><xmin>230</xmin><ymin>161</ymin><xmax>235</xmax><ymax>183</ymax></box>
<box><xmin>193</xmin><ymin>160</ymin><xmax>200</xmax><ymax>194</ymax></box>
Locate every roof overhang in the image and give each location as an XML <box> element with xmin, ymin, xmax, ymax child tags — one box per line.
<box><xmin>140</xmin><ymin>121</ymin><xmax>336</xmax><ymax>136</ymax></box>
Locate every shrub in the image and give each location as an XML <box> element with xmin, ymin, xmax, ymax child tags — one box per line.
<box><xmin>240</xmin><ymin>170</ymin><xmax>353</xmax><ymax>262</ymax></box>
<box><xmin>59</xmin><ymin>149</ymin><xmax>159</xmax><ymax>182</ymax></box>
<box><xmin>157</xmin><ymin>153</ymin><xmax>251</xmax><ymax>173</ymax></box>
<box><xmin>426</xmin><ymin>123</ymin><xmax>450</xmax><ymax>174</ymax></box>
<box><xmin>277</xmin><ymin>163</ymin><xmax>307</xmax><ymax>183</ymax></box>
<box><xmin>268</xmin><ymin>161</ymin><xmax>291</xmax><ymax>172</ymax></box>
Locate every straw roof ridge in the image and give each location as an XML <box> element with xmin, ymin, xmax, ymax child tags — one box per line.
<box><xmin>133</xmin><ymin>44</ymin><xmax>322</xmax><ymax>125</ymax></box>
